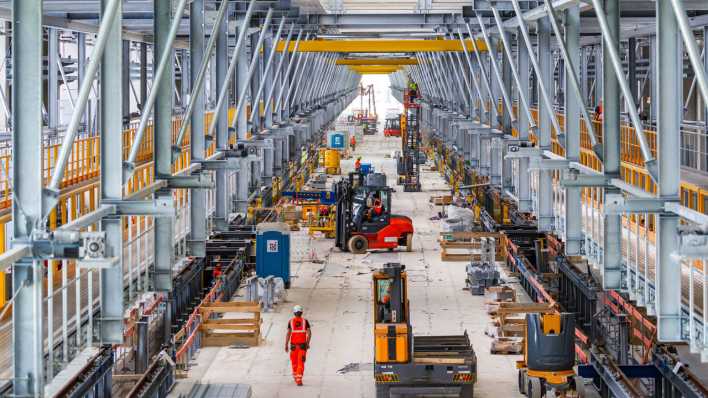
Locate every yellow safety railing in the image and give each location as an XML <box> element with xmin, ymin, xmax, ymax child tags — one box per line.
<box><xmin>0</xmin><ymin>108</ymin><xmax>237</xmax><ymax>310</ymax></box>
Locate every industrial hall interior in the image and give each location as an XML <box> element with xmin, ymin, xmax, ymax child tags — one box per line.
<box><xmin>3</xmin><ymin>0</ymin><xmax>708</xmax><ymax>397</ymax></box>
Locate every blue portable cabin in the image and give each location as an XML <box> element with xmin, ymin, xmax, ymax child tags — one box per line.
<box><xmin>256</xmin><ymin>222</ymin><xmax>291</xmax><ymax>288</ymax></box>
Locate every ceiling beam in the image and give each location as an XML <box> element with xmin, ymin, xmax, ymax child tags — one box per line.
<box><xmin>349</xmin><ymin>65</ymin><xmax>402</xmax><ymax>74</ymax></box>
<box><xmin>276</xmin><ymin>39</ymin><xmax>487</xmax><ymax>53</ymax></box>
<box><xmin>337</xmin><ymin>58</ymin><xmax>418</xmax><ymax>65</ymax></box>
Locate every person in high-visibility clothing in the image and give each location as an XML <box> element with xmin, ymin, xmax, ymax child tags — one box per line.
<box><xmin>354</xmin><ymin>156</ymin><xmax>362</xmax><ymax>171</ymax></box>
<box><xmin>408</xmin><ymin>81</ymin><xmax>418</xmax><ymax>100</ymax></box>
<box><xmin>285</xmin><ymin>305</ymin><xmax>311</xmax><ymax>386</ymax></box>
<box><xmin>350</xmin><ymin>135</ymin><xmax>357</xmax><ymax>151</ymax></box>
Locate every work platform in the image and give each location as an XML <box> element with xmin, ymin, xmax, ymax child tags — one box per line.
<box><xmin>174</xmin><ymin>133</ymin><xmax>528</xmax><ymax>397</ymax></box>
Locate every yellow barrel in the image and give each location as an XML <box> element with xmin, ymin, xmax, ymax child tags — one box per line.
<box><xmin>324</xmin><ymin>149</ymin><xmax>341</xmax><ymax>175</ymax></box>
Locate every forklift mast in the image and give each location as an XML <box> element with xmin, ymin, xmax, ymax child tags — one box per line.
<box><xmin>373</xmin><ymin>263</ymin><xmax>411</xmax><ymax>364</ymax></box>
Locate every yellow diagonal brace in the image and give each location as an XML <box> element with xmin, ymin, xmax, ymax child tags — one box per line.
<box><xmin>275</xmin><ymin>39</ymin><xmax>488</xmax><ymax>53</ymax></box>
<box><xmin>336</xmin><ymin>58</ymin><xmax>418</xmax><ymax>66</ymax></box>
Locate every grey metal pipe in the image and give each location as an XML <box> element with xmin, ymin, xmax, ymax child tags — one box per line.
<box><xmin>670</xmin><ymin>0</ymin><xmax>708</xmax><ymax>117</ymax></box>
<box><xmin>249</xmin><ymin>18</ymin><xmax>287</xmax><ymax>127</ymax></box>
<box><xmin>274</xmin><ymin>32</ymin><xmax>307</xmax><ymax>116</ymax></box>
<box><xmin>465</xmin><ymin>24</ymin><xmax>495</xmax><ymax>110</ymax></box>
<box><xmin>542</xmin><ymin>0</ymin><xmax>601</xmax><ymax>151</ymax></box>
<box><xmin>488</xmin><ymin>8</ymin><xmax>535</xmax><ymax>129</ymax></box>
<box><xmin>475</xmin><ymin>14</ymin><xmax>516</xmax><ymax>122</ymax></box>
<box><xmin>230</xmin><ymin>8</ymin><xmax>274</xmax><ymax>131</ymax></box>
<box><xmin>509</xmin><ymin>0</ymin><xmax>564</xmax><ymax>139</ymax></box>
<box><xmin>285</xmin><ymin>52</ymin><xmax>313</xmax><ymax>113</ymax></box>
<box><xmin>205</xmin><ymin>0</ymin><xmax>256</xmax><ymax>140</ymax></box>
<box><xmin>173</xmin><ymin>0</ymin><xmax>229</xmax><ymax>149</ymax></box>
<box><xmin>49</xmin><ymin>0</ymin><xmax>121</xmax><ymax>190</ymax></box>
<box><xmin>124</xmin><ymin>0</ymin><xmax>189</xmax><ymax>170</ymax></box>
<box><xmin>588</xmin><ymin>0</ymin><xmax>658</xmax><ymax>180</ymax></box>
<box><xmin>265</xmin><ymin>27</ymin><xmax>298</xmax><ymax>118</ymax></box>
<box><xmin>57</xmin><ymin>58</ymin><xmax>76</xmax><ymax>108</ymax></box>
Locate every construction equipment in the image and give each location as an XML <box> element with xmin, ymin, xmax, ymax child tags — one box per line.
<box><xmin>359</xmin><ymin>83</ymin><xmax>378</xmax><ymax>134</ymax></box>
<box><xmin>335</xmin><ymin>173</ymin><xmax>413</xmax><ymax>254</ymax></box>
<box><xmin>397</xmin><ymin>88</ymin><xmax>421</xmax><ymax>191</ymax></box>
<box><xmin>373</xmin><ymin>263</ymin><xmax>477</xmax><ymax>397</ymax></box>
<box><xmin>384</xmin><ymin>114</ymin><xmax>401</xmax><ymax>137</ymax></box>
<box><xmin>517</xmin><ymin>313</ymin><xmax>576</xmax><ymax>398</ymax></box>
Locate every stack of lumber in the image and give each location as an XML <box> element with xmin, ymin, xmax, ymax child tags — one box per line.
<box><xmin>199</xmin><ymin>301</ymin><xmax>262</xmax><ymax>347</ymax></box>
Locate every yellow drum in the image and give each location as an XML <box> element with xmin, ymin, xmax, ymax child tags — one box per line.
<box><xmin>324</xmin><ymin>149</ymin><xmax>341</xmax><ymax>175</ymax></box>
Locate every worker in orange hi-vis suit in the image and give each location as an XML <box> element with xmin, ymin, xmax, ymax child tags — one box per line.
<box><xmin>285</xmin><ymin>305</ymin><xmax>312</xmax><ymax>386</ymax></box>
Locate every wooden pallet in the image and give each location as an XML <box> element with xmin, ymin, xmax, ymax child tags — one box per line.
<box><xmin>199</xmin><ymin>301</ymin><xmax>261</xmax><ymax>347</ymax></box>
<box><xmin>490</xmin><ymin>337</ymin><xmax>523</xmax><ymax>355</ymax></box>
<box><xmin>485</xmin><ymin>286</ymin><xmax>516</xmax><ymax>303</ymax></box>
<box><xmin>430</xmin><ymin>195</ymin><xmax>452</xmax><ymax>205</ymax></box>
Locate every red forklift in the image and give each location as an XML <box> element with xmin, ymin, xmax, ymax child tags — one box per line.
<box><xmin>384</xmin><ymin>115</ymin><xmax>401</xmax><ymax>137</ymax></box>
<box><xmin>335</xmin><ymin>172</ymin><xmax>414</xmax><ymax>254</ymax></box>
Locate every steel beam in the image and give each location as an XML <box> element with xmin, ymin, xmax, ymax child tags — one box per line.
<box><xmin>99</xmin><ymin>0</ymin><xmax>124</xmax><ymax>344</ymax></box>
<box><xmin>275</xmin><ymin>39</ymin><xmax>488</xmax><ymax>53</ymax></box>
<box><xmin>11</xmin><ymin>0</ymin><xmax>44</xmax><ymax>393</ymax></box>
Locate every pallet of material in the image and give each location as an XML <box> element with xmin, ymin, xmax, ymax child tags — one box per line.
<box><xmin>486</xmin><ymin>302</ymin><xmax>554</xmax><ymax>316</ymax></box>
<box><xmin>490</xmin><ymin>337</ymin><xmax>523</xmax><ymax>355</ymax></box>
<box><xmin>199</xmin><ymin>301</ymin><xmax>261</xmax><ymax>347</ymax></box>
<box><xmin>485</xmin><ymin>317</ymin><xmax>525</xmax><ymax>338</ymax></box>
<box><xmin>438</xmin><ymin>232</ymin><xmax>506</xmax><ymax>260</ymax></box>
<box><xmin>429</xmin><ymin>195</ymin><xmax>452</xmax><ymax>205</ymax></box>
<box><xmin>485</xmin><ymin>286</ymin><xmax>516</xmax><ymax>303</ymax></box>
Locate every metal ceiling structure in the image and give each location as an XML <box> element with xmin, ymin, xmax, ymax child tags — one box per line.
<box><xmin>0</xmin><ymin>0</ymin><xmax>705</xmax><ymax>397</ymax></box>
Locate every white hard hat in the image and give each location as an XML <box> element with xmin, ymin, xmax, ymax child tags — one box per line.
<box><xmin>293</xmin><ymin>305</ymin><xmax>304</xmax><ymax>314</ymax></box>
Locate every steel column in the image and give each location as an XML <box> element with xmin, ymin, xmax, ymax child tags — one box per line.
<box><xmin>563</xmin><ymin>5</ymin><xmax>583</xmax><ymax>256</ymax></box>
<box><xmin>214</xmin><ymin>0</ymin><xmax>230</xmax><ymax>231</ymax></box>
<box><xmin>516</xmin><ymin>27</ymin><xmax>531</xmax><ymax>212</ymax></box>
<box><xmin>536</xmin><ymin>15</ymin><xmax>554</xmax><ymax>232</ymax></box>
<box><xmin>602</xmin><ymin>0</ymin><xmax>623</xmax><ymax>290</ymax></box>
<box><xmin>122</xmin><ymin>40</ymin><xmax>131</xmax><ymax>122</ymax></box>
<box><xmin>139</xmin><ymin>42</ymin><xmax>147</xmax><ymax>111</ymax></box>
<box><xmin>153</xmin><ymin>0</ymin><xmax>175</xmax><ymax>292</ymax></box>
<box><xmin>188</xmin><ymin>0</ymin><xmax>207</xmax><ymax>258</ymax></box>
<box><xmin>236</xmin><ymin>21</ymin><xmax>249</xmax><ymax>139</ymax></box>
<box><xmin>99</xmin><ymin>0</ymin><xmax>124</xmax><ymax>344</ymax></box>
<box><xmin>48</xmin><ymin>28</ymin><xmax>59</xmax><ymax>131</ymax></box>
<box><xmin>656</xmin><ymin>0</ymin><xmax>682</xmax><ymax>341</ymax></box>
<box><xmin>11</xmin><ymin>0</ymin><xmax>45</xmax><ymax>393</ymax></box>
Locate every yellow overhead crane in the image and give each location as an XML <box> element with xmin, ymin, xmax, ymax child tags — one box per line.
<box><xmin>336</xmin><ymin>58</ymin><xmax>418</xmax><ymax>66</ymax></box>
<box><xmin>275</xmin><ymin>39</ymin><xmax>488</xmax><ymax>53</ymax></box>
<box><xmin>349</xmin><ymin>65</ymin><xmax>403</xmax><ymax>74</ymax></box>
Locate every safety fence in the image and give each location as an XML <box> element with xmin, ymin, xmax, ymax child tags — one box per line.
<box><xmin>173</xmin><ymin>259</ymin><xmax>246</xmax><ymax>373</ymax></box>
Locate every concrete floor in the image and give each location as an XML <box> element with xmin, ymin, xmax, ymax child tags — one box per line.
<box><xmin>173</xmin><ymin>133</ymin><xmax>526</xmax><ymax>398</ymax></box>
